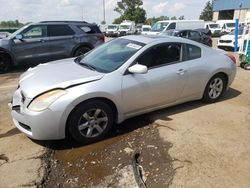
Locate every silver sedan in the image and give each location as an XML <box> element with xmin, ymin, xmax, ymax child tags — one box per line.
<box><xmin>10</xmin><ymin>35</ymin><xmax>236</xmax><ymax>143</ymax></box>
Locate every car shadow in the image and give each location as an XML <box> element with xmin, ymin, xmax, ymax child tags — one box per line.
<box><xmin>32</xmin><ymin>87</ymin><xmax>241</xmax><ymax>150</ymax></box>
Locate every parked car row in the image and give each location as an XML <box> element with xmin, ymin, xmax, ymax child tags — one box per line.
<box><xmin>1</xmin><ymin>19</ymin><xmax>245</xmax><ymax>74</ymax></box>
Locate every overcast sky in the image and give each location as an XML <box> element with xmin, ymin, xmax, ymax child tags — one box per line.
<box><xmin>0</xmin><ymin>0</ymin><xmax>209</xmax><ymax>24</ymax></box>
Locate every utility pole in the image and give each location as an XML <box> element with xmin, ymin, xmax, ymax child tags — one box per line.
<box><xmin>238</xmin><ymin>2</ymin><xmax>243</xmax><ymax>21</ymax></box>
<box><xmin>103</xmin><ymin>0</ymin><xmax>106</xmax><ymax>24</ymax></box>
<box><xmin>82</xmin><ymin>7</ymin><xmax>84</xmax><ymax>21</ymax></box>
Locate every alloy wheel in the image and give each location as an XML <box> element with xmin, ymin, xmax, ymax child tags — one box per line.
<box><xmin>77</xmin><ymin>108</ymin><xmax>108</xmax><ymax>138</ymax></box>
<box><xmin>208</xmin><ymin>77</ymin><xmax>223</xmax><ymax>99</ymax></box>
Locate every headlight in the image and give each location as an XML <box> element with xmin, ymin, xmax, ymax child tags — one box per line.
<box><xmin>28</xmin><ymin>89</ymin><xmax>67</xmax><ymax>112</ymax></box>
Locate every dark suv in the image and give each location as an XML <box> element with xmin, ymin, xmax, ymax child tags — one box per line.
<box><xmin>0</xmin><ymin>21</ymin><xmax>104</xmax><ymax>73</ymax></box>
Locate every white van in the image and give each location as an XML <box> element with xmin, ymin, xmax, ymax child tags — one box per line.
<box><xmin>149</xmin><ymin>20</ymin><xmax>205</xmax><ymax>35</ymax></box>
<box><xmin>119</xmin><ymin>20</ymin><xmax>136</xmax><ymax>36</ymax></box>
<box><xmin>205</xmin><ymin>22</ymin><xmax>221</xmax><ymax>36</ymax></box>
<box><xmin>141</xmin><ymin>25</ymin><xmax>151</xmax><ymax>35</ymax></box>
<box><xmin>105</xmin><ymin>24</ymin><xmax>119</xmax><ymax>37</ymax></box>
<box><xmin>216</xmin><ymin>20</ymin><xmax>236</xmax><ymax>34</ymax></box>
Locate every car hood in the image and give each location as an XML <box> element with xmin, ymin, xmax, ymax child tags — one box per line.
<box><xmin>107</xmin><ymin>29</ymin><xmax>117</xmax><ymax>32</ymax></box>
<box><xmin>19</xmin><ymin>58</ymin><xmax>105</xmax><ymax>98</ymax></box>
<box><xmin>148</xmin><ymin>31</ymin><xmax>160</xmax><ymax>35</ymax></box>
<box><xmin>220</xmin><ymin>34</ymin><xmax>236</xmax><ymax>40</ymax></box>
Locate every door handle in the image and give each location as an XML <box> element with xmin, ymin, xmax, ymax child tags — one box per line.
<box><xmin>176</xmin><ymin>69</ymin><xmax>187</xmax><ymax>75</ymax></box>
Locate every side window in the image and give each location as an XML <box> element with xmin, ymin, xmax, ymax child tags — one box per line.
<box><xmin>167</xmin><ymin>23</ymin><xmax>176</xmax><ymax>30</ymax></box>
<box><xmin>78</xmin><ymin>26</ymin><xmax>96</xmax><ymax>34</ymax></box>
<box><xmin>48</xmin><ymin>25</ymin><xmax>75</xmax><ymax>37</ymax></box>
<box><xmin>189</xmin><ymin>31</ymin><xmax>200</xmax><ymax>38</ymax></box>
<box><xmin>186</xmin><ymin>44</ymin><xmax>201</xmax><ymax>60</ymax></box>
<box><xmin>179</xmin><ymin>31</ymin><xmax>188</xmax><ymax>38</ymax></box>
<box><xmin>22</xmin><ymin>26</ymin><xmax>47</xmax><ymax>38</ymax></box>
<box><xmin>138</xmin><ymin>43</ymin><xmax>182</xmax><ymax>68</ymax></box>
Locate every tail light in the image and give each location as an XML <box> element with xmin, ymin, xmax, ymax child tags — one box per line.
<box><xmin>98</xmin><ymin>35</ymin><xmax>105</xmax><ymax>42</ymax></box>
<box><xmin>226</xmin><ymin>53</ymin><xmax>236</xmax><ymax>64</ymax></box>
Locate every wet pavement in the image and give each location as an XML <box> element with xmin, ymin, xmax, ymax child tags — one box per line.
<box><xmin>41</xmin><ymin>116</ymin><xmax>175</xmax><ymax>188</ymax></box>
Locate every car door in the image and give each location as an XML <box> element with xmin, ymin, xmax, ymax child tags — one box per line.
<box><xmin>47</xmin><ymin>24</ymin><xmax>76</xmax><ymax>60</ymax></box>
<box><xmin>122</xmin><ymin>43</ymin><xmax>189</xmax><ymax>114</ymax></box>
<box><xmin>11</xmin><ymin>25</ymin><xmax>51</xmax><ymax>63</ymax></box>
<box><xmin>181</xmin><ymin>43</ymin><xmax>207</xmax><ymax>97</ymax></box>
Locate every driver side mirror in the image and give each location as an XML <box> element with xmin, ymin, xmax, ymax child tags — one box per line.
<box><xmin>128</xmin><ymin>64</ymin><xmax>148</xmax><ymax>74</ymax></box>
<box><xmin>15</xmin><ymin>34</ymin><xmax>23</xmax><ymax>40</ymax></box>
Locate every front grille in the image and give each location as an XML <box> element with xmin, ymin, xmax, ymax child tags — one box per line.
<box><xmin>19</xmin><ymin>122</ymin><xmax>31</xmax><ymax>131</ymax></box>
<box><xmin>219</xmin><ymin>40</ymin><xmax>232</xmax><ymax>43</ymax></box>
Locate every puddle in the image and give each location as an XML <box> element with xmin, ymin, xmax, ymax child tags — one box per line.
<box><xmin>42</xmin><ymin>115</ymin><xmax>175</xmax><ymax>188</ymax></box>
<box><xmin>0</xmin><ymin>128</ymin><xmax>21</xmax><ymax>139</ymax></box>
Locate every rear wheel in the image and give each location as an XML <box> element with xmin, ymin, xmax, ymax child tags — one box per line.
<box><xmin>0</xmin><ymin>54</ymin><xmax>11</xmax><ymax>73</ymax></box>
<box><xmin>68</xmin><ymin>100</ymin><xmax>114</xmax><ymax>143</ymax></box>
<box><xmin>202</xmin><ymin>74</ymin><xmax>227</xmax><ymax>103</ymax></box>
<box><xmin>73</xmin><ymin>46</ymin><xmax>91</xmax><ymax>57</ymax></box>
<box><xmin>240</xmin><ymin>62</ymin><xmax>246</xmax><ymax>68</ymax></box>
<box><xmin>244</xmin><ymin>63</ymin><xmax>250</xmax><ymax>70</ymax></box>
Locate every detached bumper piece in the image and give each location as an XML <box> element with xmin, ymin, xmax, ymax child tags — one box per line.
<box><xmin>132</xmin><ymin>152</ymin><xmax>147</xmax><ymax>188</ymax></box>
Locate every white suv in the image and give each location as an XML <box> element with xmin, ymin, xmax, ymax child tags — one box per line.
<box><xmin>218</xmin><ymin>27</ymin><xmax>249</xmax><ymax>51</ymax></box>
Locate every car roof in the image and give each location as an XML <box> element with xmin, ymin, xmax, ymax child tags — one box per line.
<box><xmin>28</xmin><ymin>21</ymin><xmax>93</xmax><ymax>26</ymax></box>
<box><xmin>121</xmin><ymin>35</ymin><xmax>195</xmax><ymax>45</ymax></box>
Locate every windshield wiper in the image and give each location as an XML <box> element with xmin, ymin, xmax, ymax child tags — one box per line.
<box><xmin>80</xmin><ymin>62</ymin><xmax>97</xmax><ymax>71</ymax></box>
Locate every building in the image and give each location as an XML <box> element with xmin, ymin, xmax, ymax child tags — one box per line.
<box><xmin>213</xmin><ymin>0</ymin><xmax>250</xmax><ymax>22</ymax></box>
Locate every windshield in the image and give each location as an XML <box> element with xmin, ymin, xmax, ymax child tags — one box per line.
<box><xmin>226</xmin><ymin>23</ymin><xmax>235</xmax><ymax>28</ymax></box>
<box><xmin>142</xmin><ymin>28</ymin><xmax>150</xmax><ymax>31</ymax></box>
<box><xmin>8</xmin><ymin>25</ymin><xmax>28</xmax><ymax>39</ymax></box>
<box><xmin>151</xmin><ymin>22</ymin><xmax>169</xmax><ymax>32</ymax></box>
<box><xmin>209</xmin><ymin>24</ymin><xmax>220</xmax><ymax>29</ymax></box>
<box><xmin>79</xmin><ymin>38</ymin><xmax>145</xmax><ymax>73</ymax></box>
<box><xmin>120</xmin><ymin>25</ymin><xmax>130</xmax><ymax>30</ymax></box>
<box><xmin>108</xmin><ymin>25</ymin><xmax>117</xmax><ymax>29</ymax></box>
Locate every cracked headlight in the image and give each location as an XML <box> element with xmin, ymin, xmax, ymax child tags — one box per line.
<box><xmin>28</xmin><ymin>89</ymin><xmax>67</xmax><ymax>112</ymax></box>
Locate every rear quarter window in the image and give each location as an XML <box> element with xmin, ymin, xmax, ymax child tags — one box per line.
<box><xmin>78</xmin><ymin>25</ymin><xmax>100</xmax><ymax>34</ymax></box>
<box><xmin>186</xmin><ymin>44</ymin><xmax>201</xmax><ymax>60</ymax></box>
<box><xmin>48</xmin><ymin>25</ymin><xmax>75</xmax><ymax>36</ymax></box>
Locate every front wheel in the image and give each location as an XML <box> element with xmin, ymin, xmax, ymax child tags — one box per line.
<box><xmin>68</xmin><ymin>100</ymin><xmax>114</xmax><ymax>143</ymax></box>
<box><xmin>202</xmin><ymin>74</ymin><xmax>227</xmax><ymax>103</ymax></box>
<box><xmin>73</xmin><ymin>46</ymin><xmax>91</xmax><ymax>57</ymax></box>
<box><xmin>0</xmin><ymin>55</ymin><xmax>11</xmax><ymax>74</ymax></box>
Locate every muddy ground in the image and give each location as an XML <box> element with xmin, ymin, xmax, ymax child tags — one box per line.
<box><xmin>0</xmin><ymin>55</ymin><xmax>250</xmax><ymax>188</ymax></box>
<box><xmin>41</xmin><ymin>117</ymin><xmax>175</xmax><ymax>188</ymax></box>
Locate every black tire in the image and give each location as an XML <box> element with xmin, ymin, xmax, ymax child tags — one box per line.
<box><xmin>202</xmin><ymin>74</ymin><xmax>227</xmax><ymax>103</ymax></box>
<box><xmin>73</xmin><ymin>46</ymin><xmax>91</xmax><ymax>57</ymax></box>
<box><xmin>240</xmin><ymin>62</ymin><xmax>246</xmax><ymax>68</ymax></box>
<box><xmin>68</xmin><ymin>100</ymin><xmax>114</xmax><ymax>143</ymax></box>
<box><xmin>0</xmin><ymin>54</ymin><xmax>11</xmax><ymax>74</ymax></box>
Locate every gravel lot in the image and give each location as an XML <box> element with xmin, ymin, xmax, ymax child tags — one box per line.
<box><xmin>0</xmin><ymin>39</ymin><xmax>250</xmax><ymax>187</ymax></box>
